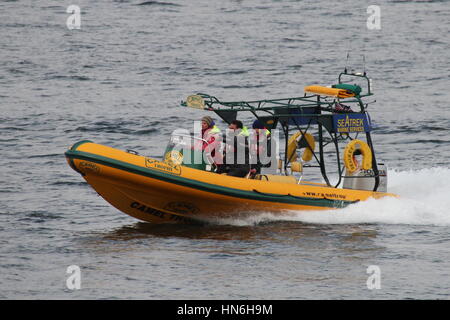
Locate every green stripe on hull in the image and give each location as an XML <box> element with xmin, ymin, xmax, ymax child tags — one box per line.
<box><xmin>65</xmin><ymin>149</ymin><xmax>355</xmax><ymax>209</ymax></box>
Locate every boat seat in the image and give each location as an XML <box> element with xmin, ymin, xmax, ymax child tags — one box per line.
<box><xmin>255</xmin><ymin>174</ymin><xmax>297</xmax><ymax>184</ymax></box>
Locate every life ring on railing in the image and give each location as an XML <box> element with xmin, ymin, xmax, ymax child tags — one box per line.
<box><xmin>287</xmin><ymin>132</ymin><xmax>316</xmax><ymax>163</ymax></box>
<box><xmin>343</xmin><ymin>139</ymin><xmax>372</xmax><ymax>174</ymax></box>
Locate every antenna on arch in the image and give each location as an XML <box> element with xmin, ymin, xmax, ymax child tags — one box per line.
<box><xmin>344</xmin><ymin>51</ymin><xmax>350</xmax><ymax>74</ymax></box>
<box><xmin>362</xmin><ymin>54</ymin><xmax>366</xmax><ymax>76</ymax></box>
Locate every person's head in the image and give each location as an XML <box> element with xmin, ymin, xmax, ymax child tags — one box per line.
<box><xmin>228</xmin><ymin>120</ymin><xmax>243</xmax><ymax>130</ymax></box>
<box><xmin>201</xmin><ymin>116</ymin><xmax>214</xmax><ymax>130</ymax></box>
<box><xmin>252</xmin><ymin>119</ymin><xmax>265</xmax><ymax>132</ymax></box>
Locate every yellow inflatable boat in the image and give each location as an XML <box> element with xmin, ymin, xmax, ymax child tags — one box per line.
<box><xmin>65</xmin><ymin>71</ymin><xmax>396</xmax><ymax>224</ymax></box>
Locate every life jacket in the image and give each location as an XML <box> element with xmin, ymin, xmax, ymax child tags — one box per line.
<box><xmin>223</xmin><ymin>126</ymin><xmax>250</xmax><ymax>167</ymax></box>
<box><xmin>198</xmin><ymin>125</ymin><xmax>223</xmax><ymax>165</ymax></box>
<box><xmin>239</xmin><ymin>126</ymin><xmax>250</xmax><ymax>137</ymax></box>
<box><xmin>250</xmin><ymin>128</ymin><xmax>272</xmax><ymax>169</ymax></box>
<box><xmin>202</xmin><ymin>125</ymin><xmax>221</xmax><ymax>150</ymax></box>
<box><xmin>250</xmin><ymin>129</ymin><xmax>270</xmax><ymax>152</ymax></box>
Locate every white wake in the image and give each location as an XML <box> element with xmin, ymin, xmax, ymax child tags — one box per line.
<box><xmin>216</xmin><ymin>167</ymin><xmax>450</xmax><ymax>226</ymax></box>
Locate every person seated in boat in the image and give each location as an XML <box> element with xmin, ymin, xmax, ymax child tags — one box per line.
<box><xmin>249</xmin><ymin>119</ymin><xmax>272</xmax><ymax>174</ymax></box>
<box><xmin>216</xmin><ymin>120</ymin><xmax>251</xmax><ymax>177</ymax></box>
<box><xmin>193</xmin><ymin>116</ymin><xmax>222</xmax><ymax>165</ymax></box>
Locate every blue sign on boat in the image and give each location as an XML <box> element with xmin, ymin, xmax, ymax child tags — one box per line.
<box><xmin>332</xmin><ymin>113</ymin><xmax>371</xmax><ymax>133</ymax></box>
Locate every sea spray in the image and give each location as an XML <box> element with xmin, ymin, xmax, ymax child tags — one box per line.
<box><xmin>211</xmin><ymin>167</ymin><xmax>450</xmax><ymax>227</ymax></box>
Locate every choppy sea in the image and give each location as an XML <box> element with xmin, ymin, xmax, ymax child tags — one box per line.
<box><xmin>1</xmin><ymin>0</ymin><xmax>449</xmax><ymax>300</ymax></box>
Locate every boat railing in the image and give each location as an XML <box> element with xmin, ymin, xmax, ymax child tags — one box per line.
<box><xmin>170</xmin><ymin>133</ymin><xmax>208</xmax><ymax>146</ymax></box>
<box><xmin>167</xmin><ymin>133</ymin><xmax>215</xmax><ymax>166</ymax></box>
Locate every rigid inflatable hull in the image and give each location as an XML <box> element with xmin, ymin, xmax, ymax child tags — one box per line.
<box><xmin>65</xmin><ymin>141</ymin><xmax>395</xmax><ymax>224</ymax></box>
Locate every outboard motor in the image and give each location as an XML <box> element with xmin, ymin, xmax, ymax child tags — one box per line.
<box><xmin>343</xmin><ymin>163</ymin><xmax>388</xmax><ymax>192</ymax></box>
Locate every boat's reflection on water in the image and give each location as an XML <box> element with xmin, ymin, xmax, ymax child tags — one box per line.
<box><xmin>100</xmin><ymin>218</ymin><xmax>379</xmax><ymax>243</ymax></box>
<box><xmin>104</xmin><ymin>222</ymin><xmax>267</xmax><ymax>242</ymax></box>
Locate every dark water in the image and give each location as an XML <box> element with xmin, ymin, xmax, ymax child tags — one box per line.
<box><xmin>1</xmin><ymin>0</ymin><xmax>449</xmax><ymax>299</ymax></box>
